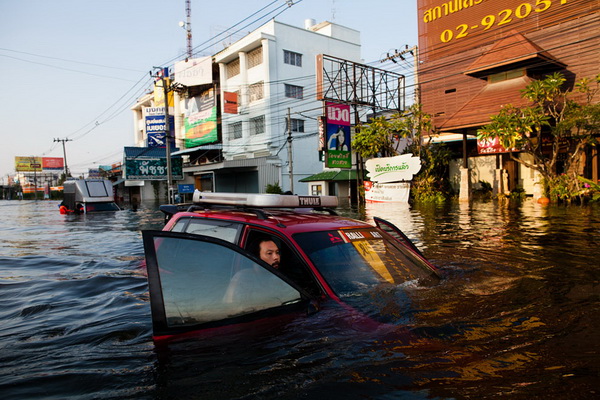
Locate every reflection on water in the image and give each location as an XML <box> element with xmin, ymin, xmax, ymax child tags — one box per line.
<box><xmin>0</xmin><ymin>199</ymin><xmax>599</xmax><ymax>399</ymax></box>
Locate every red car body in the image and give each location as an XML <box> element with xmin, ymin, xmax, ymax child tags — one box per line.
<box><xmin>143</xmin><ymin>193</ymin><xmax>439</xmax><ymax>341</ymax></box>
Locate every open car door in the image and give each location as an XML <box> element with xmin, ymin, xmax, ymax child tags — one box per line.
<box><xmin>143</xmin><ymin>230</ymin><xmax>313</xmax><ymax>339</ymax></box>
<box><xmin>373</xmin><ymin>217</ymin><xmax>427</xmax><ymax>260</ymax></box>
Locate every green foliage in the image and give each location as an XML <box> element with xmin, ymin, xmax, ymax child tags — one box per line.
<box><xmin>478</xmin><ymin>72</ymin><xmax>600</xmax><ymax>200</ymax></box>
<box><xmin>411</xmin><ymin>175</ymin><xmax>447</xmax><ymax>203</ymax></box>
<box><xmin>576</xmin><ymin>176</ymin><xmax>600</xmax><ymax>202</ymax></box>
<box><xmin>353</xmin><ymin>104</ymin><xmax>452</xmax><ymax>203</ymax></box>
<box><xmin>508</xmin><ymin>187</ymin><xmax>526</xmax><ymax>201</ymax></box>
<box><xmin>265</xmin><ymin>182</ymin><xmax>283</xmax><ymax>194</ymax></box>
<box><xmin>353</xmin><ymin>115</ymin><xmax>404</xmax><ymax>158</ymax></box>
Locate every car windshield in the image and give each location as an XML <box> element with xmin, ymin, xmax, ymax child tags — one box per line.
<box><xmin>294</xmin><ymin>228</ymin><xmax>438</xmax><ymax>298</ymax></box>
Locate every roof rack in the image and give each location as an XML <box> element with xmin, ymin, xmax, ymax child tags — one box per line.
<box><xmin>192</xmin><ymin>191</ymin><xmax>338</xmax><ymax>209</ymax></box>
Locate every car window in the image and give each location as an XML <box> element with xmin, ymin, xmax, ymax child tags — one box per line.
<box><xmin>294</xmin><ymin>228</ymin><xmax>439</xmax><ymax>297</ymax></box>
<box><xmin>144</xmin><ymin>232</ymin><xmax>303</xmax><ymax>333</ymax></box>
<box><xmin>245</xmin><ymin>229</ymin><xmax>322</xmax><ymax>297</ymax></box>
<box><xmin>170</xmin><ymin>217</ymin><xmax>242</xmax><ymax>243</ymax></box>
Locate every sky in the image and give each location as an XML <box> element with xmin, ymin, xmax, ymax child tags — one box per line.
<box><xmin>0</xmin><ymin>0</ymin><xmax>418</xmax><ymax>181</ymax></box>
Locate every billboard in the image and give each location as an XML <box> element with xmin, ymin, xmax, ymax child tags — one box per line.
<box><xmin>15</xmin><ymin>156</ymin><xmax>42</xmax><ymax>172</ymax></box>
<box><xmin>174</xmin><ymin>57</ymin><xmax>212</xmax><ymax>86</ymax></box>
<box><xmin>325</xmin><ymin>102</ymin><xmax>351</xmax><ymax>169</ymax></box>
<box><xmin>42</xmin><ymin>157</ymin><xmax>64</xmax><ymax>170</ymax></box>
<box><xmin>418</xmin><ymin>0</ymin><xmax>593</xmax><ymax>62</ymax></box>
<box><xmin>184</xmin><ymin>89</ymin><xmax>218</xmax><ymax>148</ymax></box>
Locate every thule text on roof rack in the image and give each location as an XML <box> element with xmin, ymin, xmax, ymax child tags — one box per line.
<box><xmin>192</xmin><ymin>190</ymin><xmax>338</xmax><ymax>208</ymax></box>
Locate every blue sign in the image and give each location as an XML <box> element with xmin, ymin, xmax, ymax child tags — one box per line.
<box><xmin>146</xmin><ymin>115</ymin><xmax>175</xmax><ymax>148</ymax></box>
<box><xmin>178</xmin><ymin>184</ymin><xmax>195</xmax><ymax>194</ymax></box>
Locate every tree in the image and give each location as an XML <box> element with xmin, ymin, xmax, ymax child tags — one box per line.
<box><xmin>353</xmin><ymin>104</ymin><xmax>453</xmax><ymax>202</ymax></box>
<box><xmin>478</xmin><ymin>72</ymin><xmax>600</xmax><ymax>200</ymax></box>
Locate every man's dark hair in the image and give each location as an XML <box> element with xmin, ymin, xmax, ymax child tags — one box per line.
<box><xmin>247</xmin><ymin>235</ymin><xmax>280</xmax><ymax>258</ymax></box>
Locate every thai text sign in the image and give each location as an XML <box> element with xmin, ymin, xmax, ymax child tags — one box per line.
<box><xmin>325</xmin><ymin>102</ymin><xmax>351</xmax><ymax>168</ymax></box>
<box><xmin>145</xmin><ymin>115</ymin><xmax>176</xmax><ymax>147</ymax></box>
<box><xmin>124</xmin><ymin>157</ymin><xmax>183</xmax><ymax>180</ymax></box>
<box><xmin>365</xmin><ymin>154</ymin><xmax>421</xmax><ymax>183</ymax></box>
<box><xmin>418</xmin><ymin>0</ymin><xmax>580</xmax><ymax>62</ymax></box>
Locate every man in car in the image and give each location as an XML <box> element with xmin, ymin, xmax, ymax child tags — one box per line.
<box><xmin>253</xmin><ymin>238</ymin><xmax>281</xmax><ymax>269</ymax></box>
<box><xmin>222</xmin><ymin>237</ymin><xmax>297</xmax><ymax>308</ymax></box>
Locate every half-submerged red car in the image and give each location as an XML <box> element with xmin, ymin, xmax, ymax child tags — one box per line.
<box><xmin>142</xmin><ymin>192</ymin><xmax>439</xmax><ymax>341</ymax></box>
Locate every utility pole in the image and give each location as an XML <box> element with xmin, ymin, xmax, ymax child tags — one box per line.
<box><xmin>54</xmin><ymin>138</ymin><xmax>72</xmax><ymax>177</ymax></box>
<box><xmin>287</xmin><ymin>108</ymin><xmax>294</xmax><ymax>194</ymax></box>
<box><xmin>151</xmin><ymin>67</ymin><xmax>174</xmax><ymax>204</ymax></box>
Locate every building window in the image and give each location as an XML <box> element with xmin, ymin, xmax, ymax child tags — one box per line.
<box><xmin>290</xmin><ymin>118</ymin><xmax>304</xmax><ymax>133</ymax></box>
<box><xmin>284</xmin><ymin>50</ymin><xmax>302</xmax><ymax>67</ymax></box>
<box><xmin>250</xmin><ymin>115</ymin><xmax>265</xmax><ymax>135</ymax></box>
<box><xmin>285</xmin><ymin>84</ymin><xmax>304</xmax><ymax>99</ymax></box>
<box><xmin>248</xmin><ymin>81</ymin><xmax>264</xmax><ymax>102</ymax></box>
<box><xmin>229</xmin><ymin>122</ymin><xmax>242</xmax><ymax>139</ymax></box>
<box><xmin>247</xmin><ymin>46</ymin><xmax>263</xmax><ymax>69</ymax></box>
<box><xmin>227</xmin><ymin>58</ymin><xmax>240</xmax><ymax>78</ymax></box>
<box><xmin>311</xmin><ymin>184</ymin><xmax>322</xmax><ymax>196</ymax></box>
<box><xmin>488</xmin><ymin>68</ymin><xmax>525</xmax><ymax>83</ymax></box>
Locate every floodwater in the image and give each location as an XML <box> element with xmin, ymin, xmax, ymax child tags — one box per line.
<box><xmin>0</xmin><ymin>199</ymin><xmax>598</xmax><ymax>399</ymax></box>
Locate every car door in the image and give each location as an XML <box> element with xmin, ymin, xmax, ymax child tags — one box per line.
<box><xmin>373</xmin><ymin>216</ymin><xmax>425</xmax><ymax>257</ymax></box>
<box><xmin>143</xmin><ymin>230</ymin><xmax>315</xmax><ymax>338</ymax></box>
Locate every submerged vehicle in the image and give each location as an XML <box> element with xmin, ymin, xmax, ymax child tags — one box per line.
<box><xmin>61</xmin><ymin>179</ymin><xmax>120</xmax><ymax>213</ymax></box>
<box><xmin>143</xmin><ymin>191</ymin><xmax>439</xmax><ymax>340</ymax></box>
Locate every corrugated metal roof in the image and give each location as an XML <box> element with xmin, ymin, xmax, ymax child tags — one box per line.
<box><xmin>299</xmin><ymin>169</ymin><xmax>358</xmax><ymax>182</ymax></box>
<box><xmin>124</xmin><ymin>147</ymin><xmax>181</xmax><ymax>158</ymax></box>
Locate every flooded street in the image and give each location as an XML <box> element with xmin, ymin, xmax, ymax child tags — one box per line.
<box><xmin>0</xmin><ymin>199</ymin><xmax>599</xmax><ymax>399</ymax></box>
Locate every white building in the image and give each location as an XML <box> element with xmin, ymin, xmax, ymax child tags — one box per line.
<box><xmin>129</xmin><ymin>19</ymin><xmax>362</xmax><ymax>201</ymax></box>
<box><xmin>209</xmin><ymin>19</ymin><xmax>361</xmax><ymax>194</ymax></box>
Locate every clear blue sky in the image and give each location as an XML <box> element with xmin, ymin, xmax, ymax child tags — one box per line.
<box><xmin>0</xmin><ymin>0</ymin><xmax>418</xmax><ymax>180</ymax></box>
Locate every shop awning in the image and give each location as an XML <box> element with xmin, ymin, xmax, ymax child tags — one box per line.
<box><xmin>171</xmin><ymin>144</ymin><xmax>223</xmax><ymax>156</ymax></box>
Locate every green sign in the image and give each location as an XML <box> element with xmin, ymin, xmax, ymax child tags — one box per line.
<box><xmin>125</xmin><ymin>157</ymin><xmax>183</xmax><ymax>180</ymax></box>
<box><xmin>326</xmin><ymin>150</ymin><xmax>352</xmax><ymax>169</ymax></box>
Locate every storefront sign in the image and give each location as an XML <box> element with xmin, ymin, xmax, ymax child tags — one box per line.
<box><xmin>364</xmin><ymin>181</ymin><xmax>412</xmax><ymax>203</ymax></box>
<box><xmin>365</xmin><ymin>154</ymin><xmax>421</xmax><ymax>183</ymax></box>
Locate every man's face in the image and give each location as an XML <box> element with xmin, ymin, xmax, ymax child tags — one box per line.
<box><xmin>259</xmin><ymin>240</ymin><xmax>280</xmax><ymax>269</ymax></box>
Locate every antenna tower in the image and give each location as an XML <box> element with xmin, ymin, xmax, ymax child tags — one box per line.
<box><xmin>185</xmin><ymin>0</ymin><xmax>193</xmax><ymax>59</ymax></box>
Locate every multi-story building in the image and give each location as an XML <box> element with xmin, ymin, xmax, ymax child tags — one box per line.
<box><xmin>179</xmin><ymin>19</ymin><xmax>362</xmax><ymax>195</ymax></box>
<box><xmin>128</xmin><ymin>19</ymin><xmax>362</xmax><ymax>201</ymax></box>
<box><xmin>417</xmin><ymin>0</ymin><xmax>599</xmax><ymax>199</ymax></box>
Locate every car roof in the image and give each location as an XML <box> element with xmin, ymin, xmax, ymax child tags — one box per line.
<box><xmin>167</xmin><ymin>208</ymin><xmax>372</xmax><ymax>236</ymax></box>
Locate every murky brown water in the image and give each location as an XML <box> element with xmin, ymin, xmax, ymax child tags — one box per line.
<box><xmin>0</xmin><ymin>199</ymin><xmax>598</xmax><ymax>399</ymax></box>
